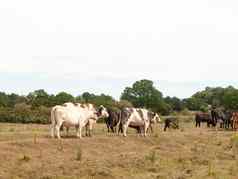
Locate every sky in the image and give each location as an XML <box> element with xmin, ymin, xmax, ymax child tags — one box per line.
<box><xmin>0</xmin><ymin>0</ymin><xmax>238</xmax><ymax>99</ymax></box>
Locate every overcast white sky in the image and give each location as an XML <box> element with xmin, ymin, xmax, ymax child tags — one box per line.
<box><xmin>0</xmin><ymin>0</ymin><xmax>238</xmax><ymax>99</ymax></box>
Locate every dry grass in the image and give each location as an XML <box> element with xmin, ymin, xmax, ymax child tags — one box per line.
<box><xmin>0</xmin><ymin>122</ymin><xmax>238</xmax><ymax>179</ymax></box>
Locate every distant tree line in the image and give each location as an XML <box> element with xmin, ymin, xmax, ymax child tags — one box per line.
<box><xmin>0</xmin><ymin>79</ymin><xmax>238</xmax><ymax>124</ymax></box>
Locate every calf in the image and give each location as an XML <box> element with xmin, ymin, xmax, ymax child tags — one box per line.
<box><xmin>164</xmin><ymin>117</ymin><xmax>179</xmax><ymax>131</ymax></box>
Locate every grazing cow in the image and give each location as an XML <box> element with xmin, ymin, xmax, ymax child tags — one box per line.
<box><xmin>195</xmin><ymin>113</ymin><xmax>215</xmax><ymax>128</ymax></box>
<box><xmin>120</xmin><ymin>108</ymin><xmax>161</xmax><ymax>137</ymax></box>
<box><xmin>50</xmin><ymin>103</ymin><xmax>109</xmax><ymax>139</ymax></box>
<box><xmin>105</xmin><ymin>109</ymin><xmax>122</xmax><ymax>133</ymax></box>
<box><xmin>164</xmin><ymin>117</ymin><xmax>179</xmax><ymax>131</ymax></box>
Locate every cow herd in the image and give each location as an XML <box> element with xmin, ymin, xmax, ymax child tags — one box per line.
<box><xmin>50</xmin><ymin>102</ymin><xmax>238</xmax><ymax>139</ymax></box>
<box><xmin>195</xmin><ymin>110</ymin><xmax>238</xmax><ymax>130</ymax></box>
<box><xmin>50</xmin><ymin>102</ymin><xmax>161</xmax><ymax>139</ymax></box>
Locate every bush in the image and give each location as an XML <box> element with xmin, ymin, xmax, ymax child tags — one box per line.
<box><xmin>0</xmin><ymin>107</ymin><xmax>50</xmax><ymax>124</ymax></box>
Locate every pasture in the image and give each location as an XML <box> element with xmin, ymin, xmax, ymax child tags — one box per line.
<box><xmin>0</xmin><ymin>121</ymin><xmax>238</xmax><ymax>179</ymax></box>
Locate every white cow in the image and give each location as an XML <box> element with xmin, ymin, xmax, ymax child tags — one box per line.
<box><xmin>61</xmin><ymin>103</ymin><xmax>101</xmax><ymax>136</ymax></box>
<box><xmin>120</xmin><ymin>108</ymin><xmax>161</xmax><ymax>137</ymax></box>
<box><xmin>50</xmin><ymin>103</ymin><xmax>109</xmax><ymax>139</ymax></box>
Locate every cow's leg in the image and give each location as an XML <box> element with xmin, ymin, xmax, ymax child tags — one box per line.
<box><xmin>76</xmin><ymin>126</ymin><xmax>82</xmax><ymax>139</ymax></box>
<box><xmin>85</xmin><ymin>124</ymin><xmax>89</xmax><ymax>137</ymax></box>
<box><xmin>164</xmin><ymin>120</ymin><xmax>171</xmax><ymax>131</ymax></box>
<box><xmin>55</xmin><ymin>122</ymin><xmax>63</xmax><ymax>139</ymax></box>
<box><xmin>66</xmin><ymin>127</ymin><xmax>70</xmax><ymax>136</ymax></box>
<box><xmin>116</xmin><ymin>122</ymin><xmax>122</xmax><ymax>135</ymax></box>
<box><xmin>138</xmin><ymin>127</ymin><xmax>143</xmax><ymax>136</ymax></box>
<box><xmin>220</xmin><ymin>121</ymin><xmax>223</xmax><ymax>128</ymax></box>
<box><xmin>88</xmin><ymin>121</ymin><xmax>93</xmax><ymax>137</ymax></box>
<box><xmin>122</xmin><ymin>122</ymin><xmax>129</xmax><ymax>137</ymax></box>
<box><xmin>107</xmin><ymin>125</ymin><xmax>111</xmax><ymax>133</ymax></box>
<box><xmin>149</xmin><ymin>124</ymin><xmax>153</xmax><ymax>133</ymax></box>
<box><xmin>50</xmin><ymin>122</ymin><xmax>56</xmax><ymax>138</ymax></box>
<box><xmin>144</xmin><ymin>123</ymin><xmax>150</xmax><ymax>137</ymax></box>
<box><xmin>106</xmin><ymin>121</ymin><xmax>110</xmax><ymax>133</ymax></box>
<box><xmin>207</xmin><ymin>122</ymin><xmax>210</xmax><ymax>128</ymax></box>
<box><xmin>111</xmin><ymin>126</ymin><xmax>115</xmax><ymax>133</ymax></box>
<box><xmin>164</xmin><ymin>122</ymin><xmax>168</xmax><ymax>131</ymax></box>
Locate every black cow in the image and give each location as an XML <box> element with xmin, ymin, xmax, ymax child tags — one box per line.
<box><xmin>105</xmin><ymin>109</ymin><xmax>122</xmax><ymax>133</ymax></box>
<box><xmin>195</xmin><ymin>113</ymin><xmax>215</xmax><ymax>128</ymax></box>
<box><xmin>217</xmin><ymin>110</ymin><xmax>233</xmax><ymax>129</ymax></box>
<box><xmin>164</xmin><ymin>117</ymin><xmax>179</xmax><ymax>131</ymax></box>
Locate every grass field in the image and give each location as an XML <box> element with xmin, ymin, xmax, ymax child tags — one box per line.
<box><xmin>0</xmin><ymin>121</ymin><xmax>238</xmax><ymax>179</ymax></box>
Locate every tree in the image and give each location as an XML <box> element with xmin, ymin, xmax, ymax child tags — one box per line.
<box><xmin>27</xmin><ymin>89</ymin><xmax>50</xmax><ymax>108</ymax></box>
<box><xmin>183</xmin><ymin>97</ymin><xmax>208</xmax><ymax>112</ymax></box>
<box><xmin>164</xmin><ymin>96</ymin><xmax>185</xmax><ymax>111</ymax></box>
<box><xmin>8</xmin><ymin>93</ymin><xmax>27</xmax><ymax>108</ymax></box>
<box><xmin>121</xmin><ymin>79</ymin><xmax>165</xmax><ymax>113</ymax></box>
<box><xmin>82</xmin><ymin>92</ymin><xmax>95</xmax><ymax>103</ymax></box>
<box><xmin>222</xmin><ymin>88</ymin><xmax>238</xmax><ymax>110</ymax></box>
<box><xmin>189</xmin><ymin>86</ymin><xmax>238</xmax><ymax>111</ymax></box>
<box><xmin>54</xmin><ymin>92</ymin><xmax>75</xmax><ymax>105</ymax></box>
<box><xmin>0</xmin><ymin>92</ymin><xmax>9</xmax><ymax>107</ymax></box>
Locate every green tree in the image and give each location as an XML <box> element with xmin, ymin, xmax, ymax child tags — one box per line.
<box><xmin>121</xmin><ymin>79</ymin><xmax>165</xmax><ymax>113</ymax></box>
<box><xmin>0</xmin><ymin>92</ymin><xmax>9</xmax><ymax>107</ymax></box>
<box><xmin>222</xmin><ymin>88</ymin><xmax>238</xmax><ymax>110</ymax></box>
<box><xmin>82</xmin><ymin>92</ymin><xmax>95</xmax><ymax>103</ymax></box>
<box><xmin>8</xmin><ymin>93</ymin><xmax>27</xmax><ymax>108</ymax></box>
<box><xmin>183</xmin><ymin>97</ymin><xmax>208</xmax><ymax>112</ymax></box>
<box><xmin>164</xmin><ymin>96</ymin><xmax>185</xmax><ymax>111</ymax></box>
<box><xmin>54</xmin><ymin>92</ymin><xmax>75</xmax><ymax>105</ymax></box>
<box><xmin>27</xmin><ymin>89</ymin><xmax>50</xmax><ymax>108</ymax></box>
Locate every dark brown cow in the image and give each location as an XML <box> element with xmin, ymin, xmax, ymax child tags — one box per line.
<box><xmin>195</xmin><ymin>113</ymin><xmax>215</xmax><ymax>128</ymax></box>
<box><xmin>105</xmin><ymin>109</ymin><xmax>122</xmax><ymax>133</ymax></box>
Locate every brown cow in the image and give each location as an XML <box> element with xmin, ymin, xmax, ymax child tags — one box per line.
<box><xmin>195</xmin><ymin>113</ymin><xmax>215</xmax><ymax>128</ymax></box>
<box><xmin>231</xmin><ymin>112</ymin><xmax>238</xmax><ymax>131</ymax></box>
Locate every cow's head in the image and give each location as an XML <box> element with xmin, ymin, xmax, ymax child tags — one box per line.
<box><xmin>149</xmin><ymin>112</ymin><xmax>161</xmax><ymax>124</ymax></box>
<box><xmin>96</xmin><ymin>105</ymin><xmax>109</xmax><ymax>119</ymax></box>
<box><xmin>153</xmin><ymin>113</ymin><xmax>161</xmax><ymax>123</ymax></box>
